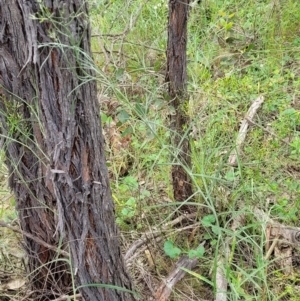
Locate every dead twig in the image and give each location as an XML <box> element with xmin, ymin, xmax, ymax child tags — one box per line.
<box><xmin>215</xmin><ymin>256</ymin><xmax>228</xmax><ymax>301</ymax></box>
<box><xmin>264</xmin><ymin>234</ymin><xmax>279</xmax><ymax>260</ymax></box>
<box><xmin>247</xmin><ymin>208</ymin><xmax>300</xmax><ymax>274</ymax></box>
<box><xmin>154</xmin><ymin>242</ymin><xmax>206</xmax><ymax>301</ymax></box>
<box><xmin>215</xmin><ymin>212</ymin><xmax>246</xmax><ymax>301</ymax></box>
<box><xmin>228</xmin><ymin>95</ymin><xmax>264</xmax><ymax>166</ymax></box>
<box><xmin>52</xmin><ymin>294</ymin><xmax>82</xmax><ymax>301</ymax></box>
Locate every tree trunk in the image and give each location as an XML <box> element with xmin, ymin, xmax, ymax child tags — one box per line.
<box><xmin>166</xmin><ymin>0</ymin><xmax>193</xmax><ymax>206</ymax></box>
<box><xmin>0</xmin><ymin>1</ymin><xmax>136</xmax><ymax>300</ymax></box>
<box><xmin>0</xmin><ymin>1</ymin><xmax>71</xmax><ymax>298</ymax></box>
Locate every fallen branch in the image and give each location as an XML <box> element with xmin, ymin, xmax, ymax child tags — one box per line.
<box><xmin>215</xmin><ymin>212</ymin><xmax>245</xmax><ymax>301</ymax></box>
<box><xmin>247</xmin><ymin>208</ymin><xmax>300</xmax><ymax>274</ymax></box>
<box><xmin>228</xmin><ymin>95</ymin><xmax>264</xmax><ymax>166</ymax></box>
<box><xmin>253</xmin><ymin>207</ymin><xmax>300</xmax><ymax>239</ymax></box>
<box><xmin>215</xmin><ymin>256</ymin><xmax>227</xmax><ymax>301</ymax></box>
<box><xmin>0</xmin><ymin>220</ymin><xmax>69</xmax><ymax>257</ymax></box>
<box><xmin>154</xmin><ymin>242</ymin><xmax>206</xmax><ymax>301</ymax></box>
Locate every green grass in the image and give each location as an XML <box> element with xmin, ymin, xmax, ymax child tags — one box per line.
<box><xmin>88</xmin><ymin>0</ymin><xmax>300</xmax><ymax>300</ymax></box>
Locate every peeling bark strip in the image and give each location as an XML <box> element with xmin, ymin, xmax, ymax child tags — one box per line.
<box><xmin>0</xmin><ymin>1</ymin><xmax>136</xmax><ymax>301</ymax></box>
<box><xmin>166</xmin><ymin>0</ymin><xmax>193</xmax><ymax>204</ymax></box>
<box><xmin>155</xmin><ymin>254</ymin><xmax>199</xmax><ymax>301</ymax></box>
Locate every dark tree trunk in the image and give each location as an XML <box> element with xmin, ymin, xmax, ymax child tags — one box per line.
<box><xmin>166</xmin><ymin>0</ymin><xmax>193</xmax><ymax>205</ymax></box>
<box><xmin>0</xmin><ymin>1</ymin><xmax>136</xmax><ymax>301</ymax></box>
<box><xmin>0</xmin><ymin>1</ymin><xmax>71</xmax><ymax>298</ymax></box>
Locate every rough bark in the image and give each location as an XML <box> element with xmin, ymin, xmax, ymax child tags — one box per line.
<box><xmin>166</xmin><ymin>0</ymin><xmax>193</xmax><ymax>205</ymax></box>
<box><xmin>0</xmin><ymin>1</ymin><xmax>136</xmax><ymax>300</ymax></box>
<box><xmin>0</xmin><ymin>1</ymin><xmax>71</xmax><ymax>298</ymax></box>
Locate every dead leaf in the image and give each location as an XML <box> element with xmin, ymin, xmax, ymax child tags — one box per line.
<box><xmin>6</xmin><ymin>278</ymin><xmax>26</xmax><ymax>290</ymax></box>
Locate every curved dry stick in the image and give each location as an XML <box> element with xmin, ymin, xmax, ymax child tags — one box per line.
<box><xmin>154</xmin><ymin>255</ymin><xmax>199</xmax><ymax>301</ymax></box>
<box><xmin>228</xmin><ymin>95</ymin><xmax>264</xmax><ymax>166</ymax></box>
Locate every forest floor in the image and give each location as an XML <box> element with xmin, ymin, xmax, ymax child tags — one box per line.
<box><xmin>1</xmin><ymin>0</ymin><xmax>300</xmax><ymax>300</ymax></box>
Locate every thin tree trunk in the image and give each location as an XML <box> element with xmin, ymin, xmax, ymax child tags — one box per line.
<box><xmin>166</xmin><ymin>0</ymin><xmax>193</xmax><ymax>205</ymax></box>
<box><xmin>0</xmin><ymin>1</ymin><xmax>136</xmax><ymax>300</ymax></box>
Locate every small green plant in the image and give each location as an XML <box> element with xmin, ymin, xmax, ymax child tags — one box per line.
<box><xmin>187</xmin><ymin>245</ymin><xmax>205</xmax><ymax>259</ymax></box>
<box><xmin>163</xmin><ymin>240</ymin><xmax>181</xmax><ymax>259</ymax></box>
<box><xmin>100</xmin><ymin>112</ymin><xmax>113</xmax><ymax>125</ymax></box>
<box><xmin>290</xmin><ymin>137</ymin><xmax>300</xmax><ymax>158</ymax></box>
<box><xmin>115</xmin><ymin>176</ymin><xmax>151</xmax><ymax>226</ymax></box>
<box><xmin>163</xmin><ymin>240</ymin><xmax>205</xmax><ymax>260</ymax></box>
<box><xmin>201</xmin><ymin>214</ymin><xmax>221</xmax><ymax>236</ymax></box>
<box><xmin>271</xmin><ymin>197</ymin><xmax>298</xmax><ymax>222</ymax></box>
<box><xmin>120</xmin><ymin>197</ymin><xmax>136</xmax><ymax>219</ymax></box>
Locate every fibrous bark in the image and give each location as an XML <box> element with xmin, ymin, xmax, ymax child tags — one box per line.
<box><xmin>0</xmin><ymin>1</ymin><xmax>136</xmax><ymax>300</ymax></box>
<box><xmin>166</xmin><ymin>0</ymin><xmax>193</xmax><ymax>205</ymax></box>
<box><xmin>0</xmin><ymin>1</ymin><xmax>71</xmax><ymax>298</ymax></box>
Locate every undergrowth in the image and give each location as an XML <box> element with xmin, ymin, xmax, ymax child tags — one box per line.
<box><xmin>88</xmin><ymin>0</ymin><xmax>300</xmax><ymax>300</ymax></box>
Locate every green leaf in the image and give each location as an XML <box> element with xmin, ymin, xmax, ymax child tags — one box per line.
<box><xmin>122</xmin><ymin>176</ymin><xmax>139</xmax><ymax>190</ymax></box>
<box><xmin>125</xmin><ymin>197</ymin><xmax>136</xmax><ymax>207</ymax></box>
<box><xmin>121</xmin><ymin>126</ymin><xmax>133</xmax><ymax>137</ymax></box>
<box><xmin>225</xmin><ymin>21</ymin><xmax>233</xmax><ymax>30</ymax></box>
<box><xmin>164</xmin><ymin>240</ymin><xmax>181</xmax><ymax>259</ymax></box>
<box><xmin>121</xmin><ymin>207</ymin><xmax>135</xmax><ymax>218</ymax></box>
<box><xmin>135</xmin><ymin>103</ymin><xmax>147</xmax><ymax>116</ymax></box>
<box><xmin>225</xmin><ymin>171</ymin><xmax>236</xmax><ymax>181</ymax></box>
<box><xmin>101</xmin><ymin>112</ymin><xmax>108</xmax><ymax>123</ymax></box>
<box><xmin>210</xmin><ymin>239</ymin><xmax>217</xmax><ymax>246</ymax></box>
<box><xmin>121</xmin><ymin>207</ymin><xmax>130</xmax><ymax>216</ymax></box>
<box><xmin>203</xmin><ymin>233</ymin><xmax>211</xmax><ymax>240</ymax></box>
<box><xmin>115</xmin><ymin>68</ymin><xmax>125</xmax><ymax>81</ymax></box>
<box><xmin>154</xmin><ymin>61</ymin><xmax>162</xmax><ymax>72</ymax></box>
<box><xmin>117</xmin><ymin>110</ymin><xmax>130</xmax><ymax>124</ymax></box>
<box><xmin>101</xmin><ymin>112</ymin><xmax>112</xmax><ymax>125</ymax></box>
<box><xmin>201</xmin><ymin>215</ymin><xmax>216</xmax><ymax>227</ymax></box>
<box><xmin>211</xmin><ymin>225</ymin><xmax>221</xmax><ymax>235</ymax></box>
<box><xmin>180</xmin><ymin>268</ymin><xmax>214</xmax><ymax>286</ymax></box>
<box><xmin>281</xmin><ymin>108</ymin><xmax>296</xmax><ymax>116</ymax></box>
<box><xmin>188</xmin><ymin>245</ymin><xmax>205</xmax><ymax>259</ymax></box>
<box><xmin>141</xmin><ymin>190</ymin><xmax>151</xmax><ymax>198</ymax></box>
